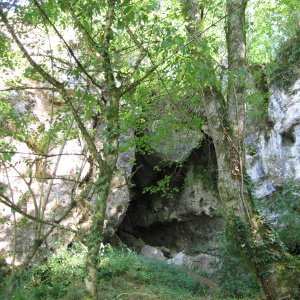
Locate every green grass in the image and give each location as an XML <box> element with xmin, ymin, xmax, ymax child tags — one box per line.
<box><xmin>0</xmin><ymin>243</ymin><xmax>260</xmax><ymax>300</ymax></box>
<box><xmin>96</xmin><ymin>246</ymin><xmax>209</xmax><ymax>300</ymax></box>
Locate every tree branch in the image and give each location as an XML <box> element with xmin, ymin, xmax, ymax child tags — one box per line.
<box><xmin>0</xmin><ymin>86</ymin><xmax>56</xmax><ymax>92</ymax></box>
<box><xmin>0</xmin><ymin>6</ymin><xmax>63</xmax><ymax>89</ymax></box>
<box><xmin>63</xmin><ymin>0</ymin><xmax>103</xmax><ymax>55</ymax></box>
<box><xmin>32</xmin><ymin>0</ymin><xmax>104</xmax><ymax>91</ymax></box>
<box><xmin>0</xmin><ymin>6</ymin><xmax>106</xmax><ymax>171</ymax></box>
<box><xmin>0</xmin><ymin>194</ymin><xmax>77</xmax><ymax>233</ymax></box>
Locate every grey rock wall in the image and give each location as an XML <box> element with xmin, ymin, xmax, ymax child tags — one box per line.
<box><xmin>1</xmin><ymin>76</ymin><xmax>300</xmax><ymax>266</ymax></box>
<box><xmin>0</xmin><ymin>91</ymin><xmax>134</xmax><ymax>264</ymax></box>
<box><xmin>246</xmin><ymin>79</ymin><xmax>300</xmax><ymax>198</ymax></box>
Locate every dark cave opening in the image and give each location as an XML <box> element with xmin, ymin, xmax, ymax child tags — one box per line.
<box><xmin>117</xmin><ymin>136</ymin><xmax>224</xmax><ymax>255</ymax></box>
<box><xmin>281</xmin><ymin>126</ymin><xmax>296</xmax><ymax>146</ymax></box>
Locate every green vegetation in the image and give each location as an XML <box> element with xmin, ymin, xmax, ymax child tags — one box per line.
<box><xmin>0</xmin><ymin>244</ymin><xmax>211</xmax><ymax>300</ymax></box>
<box><xmin>215</xmin><ymin>237</ymin><xmax>262</xmax><ymax>299</ymax></box>
<box><xmin>0</xmin><ymin>242</ymin><xmax>266</xmax><ymax>299</ymax></box>
<box><xmin>257</xmin><ymin>181</ymin><xmax>300</xmax><ymax>254</ymax></box>
<box><xmin>270</xmin><ymin>35</ymin><xmax>300</xmax><ymax>89</ymax></box>
<box><xmin>0</xmin><ymin>0</ymin><xmax>300</xmax><ymax>299</ymax></box>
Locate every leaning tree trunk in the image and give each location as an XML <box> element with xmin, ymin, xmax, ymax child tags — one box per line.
<box><xmin>181</xmin><ymin>0</ymin><xmax>300</xmax><ymax>298</ymax></box>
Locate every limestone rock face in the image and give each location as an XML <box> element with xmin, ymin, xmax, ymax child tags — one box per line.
<box><xmin>0</xmin><ymin>138</ymin><xmax>89</xmax><ymax>264</ymax></box>
<box><xmin>0</xmin><ymin>91</ymin><xmax>134</xmax><ymax>264</ymax></box>
<box><xmin>2</xmin><ymin>74</ymin><xmax>300</xmax><ymax>270</ymax></box>
<box><xmin>149</xmin><ymin>119</ymin><xmax>203</xmax><ymax>163</ymax></box>
<box><xmin>246</xmin><ymin>79</ymin><xmax>300</xmax><ymax>198</ymax></box>
<box><xmin>179</xmin><ymin>163</ymin><xmax>219</xmax><ymax>217</ymax></box>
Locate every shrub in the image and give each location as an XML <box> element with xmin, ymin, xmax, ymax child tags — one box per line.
<box><xmin>1</xmin><ymin>243</ymin><xmax>88</xmax><ymax>300</ymax></box>
<box><xmin>257</xmin><ymin>181</ymin><xmax>300</xmax><ymax>254</ymax></box>
<box><xmin>214</xmin><ymin>233</ymin><xmax>261</xmax><ymax>299</ymax></box>
<box><xmin>269</xmin><ymin>35</ymin><xmax>300</xmax><ymax>89</ymax></box>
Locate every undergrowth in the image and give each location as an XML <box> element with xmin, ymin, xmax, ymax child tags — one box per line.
<box><xmin>0</xmin><ymin>242</ymin><xmax>262</xmax><ymax>300</ymax></box>
<box><xmin>256</xmin><ymin>181</ymin><xmax>300</xmax><ymax>254</ymax></box>
<box><xmin>269</xmin><ymin>34</ymin><xmax>300</xmax><ymax>89</ymax></box>
<box><xmin>0</xmin><ymin>244</ymin><xmax>209</xmax><ymax>300</ymax></box>
<box><xmin>214</xmin><ymin>233</ymin><xmax>262</xmax><ymax>299</ymax></box>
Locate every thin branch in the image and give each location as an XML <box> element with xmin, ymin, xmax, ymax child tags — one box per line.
<box><xmin>0</xmin><ymin>86</ymin><xmax>56</xmax><ymax>92</ymax></box>
<box><xmin>37</xmin><ymin>19</ymin><xmax>57</xmax><ymax>239</ymax></box>
<box><xmin>31</xmin><ymin>53</ymin><xmax>73</xmax><ymax>67</ymax></box>
<box><xmin>1</xmin><ymin>158</ymin><xmax>17</xmax><ymax>277</ymax></box>
<box><xmin>9</xmin><ymin>163</ymin><xmax>39</xmax><ymax>220</ymax></box>
<box><xmin>0</xmin><ymin>151</ymin><xmax>85</xmax><ymax>157</ymax></box>
<box><xmin>1</xmin><ymin>175</ymin><xmax>83</xmax><ymax>182</ymax></box>
<box><xmin>0</xmin><ymin>194</ymin><xmax>77</xmax><ymax>233</ymax></box>
<box><xmin>32</xmin><ymin>0</ymin><xmax>104</xmax><ymax>91</ymax></box>
<box><xmin>120</xmin><ymin>64</ymin><xmax>158</xmax><ymax>96</ymax></box>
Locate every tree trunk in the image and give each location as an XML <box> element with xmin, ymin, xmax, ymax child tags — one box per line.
<box><xmin>182</xmin><ymin>0</ymin><xmax>300</xmax><ymax>298</ymax></box>
<box><xmin>84</xmin><ymin>1</ymin><xmax>119</xmax><ymax>297</ymax></box>
<box><xmin>85</xmin><ymin>174</ymin><xmax>111</xmax><ymax>299</ymax></box>
<box><xmin>223</xmin><ymin>1</ymin><xmax>299</xmax><ymax>298</ymax></box>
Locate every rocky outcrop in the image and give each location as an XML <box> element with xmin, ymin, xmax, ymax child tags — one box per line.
<box><xmin>149</xmin><ymin>119</ymin><xmax>203</xmax><ymax>163</ymax></box>
<box><xmin>141</xmin><ymin>245</ymin><xmax>166</xmax><ymax>261</ymax></box>
<box><xmin>246</xmin><ymin>79</ymin><xmax>300</xmax><ymax>198</ymax></box>
<box><xmin>2</xmin><ymin>75</ymin><xmax>300</xmax><ymax>271</ymax></box>
<box><xmin>0</xmin><ymin>91</ymin><xmax>134</xmax><ymax>264</ymax></box>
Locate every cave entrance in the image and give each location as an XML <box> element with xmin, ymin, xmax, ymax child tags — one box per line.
<box><xmin>118</xmin><ymin>136</ymin><xmax>224</xmax><ymax>256</ymax></box>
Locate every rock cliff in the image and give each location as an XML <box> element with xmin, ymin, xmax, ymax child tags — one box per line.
<box><xmin>0</xmin><ymin>78</ymin><xmax>299</xmax><ymax>269</ymax></box>
<box><xmin>246</xmin><ymin>79</ymin><xmax>300</xmax><ymax>198</ymax></box>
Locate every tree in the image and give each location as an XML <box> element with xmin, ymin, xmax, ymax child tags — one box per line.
<box><xmin>0</xmin><ymin>0</ymin><xmax>148</xmax><ymax>297</ymax></box>
<box><xmin>181</xmin><ymin>0</ymin><xmax>300</xmax><ymax>298</ymax></box>
<box><xmin>0</xmin><ymin>0</ymin><xmax>299</xmax><ymax>299</ymax></box>
<box><xmin>0</xmin><ymin>0</ymin><xmax>188</xmax><ymax>298</ymax></box>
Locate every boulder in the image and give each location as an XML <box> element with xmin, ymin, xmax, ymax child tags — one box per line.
<box><xmin>167</xmin><ymin>251</ymin><xmax>189</xmax><ymax>267</ymax></box>
<box><xmin>141</xmin><ymin>245</ymin><xmax>166</xmax><ymax>261</ymax></box>
<box><xmin>167</xmin><ymin>251</ymin><xmax>219</xmax><ymax>274</ymax></box>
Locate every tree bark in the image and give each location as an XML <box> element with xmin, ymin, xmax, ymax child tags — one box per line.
<box><xmin>182</xmin><ymin>0</ymin><xmax>300</xmax><ymax>299</ymax></box>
